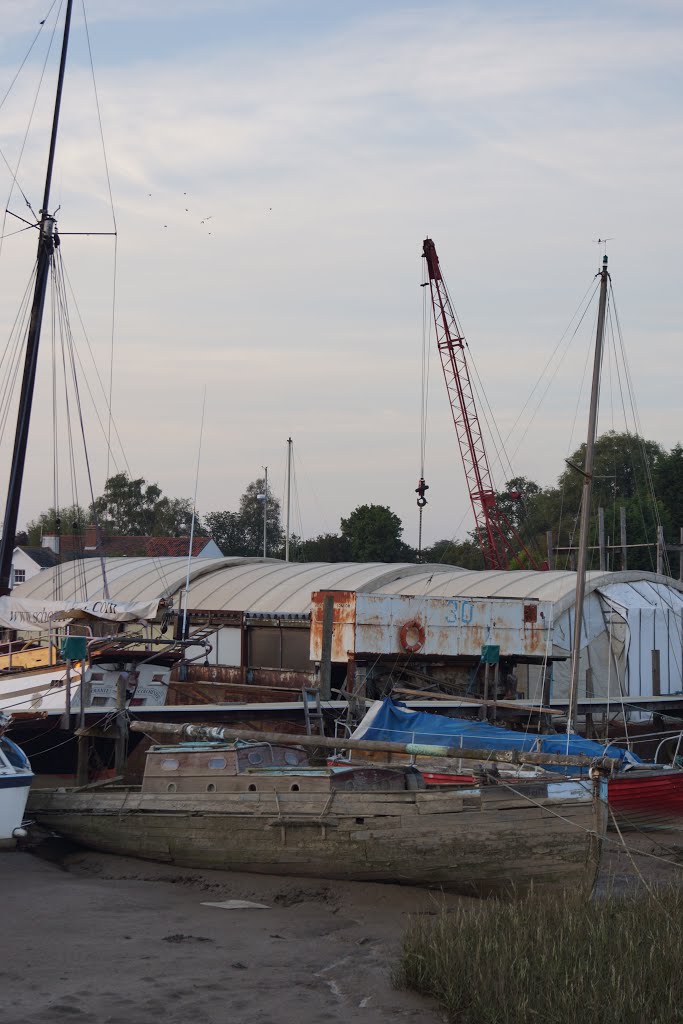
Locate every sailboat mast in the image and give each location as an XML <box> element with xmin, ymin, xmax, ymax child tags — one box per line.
<box><xmin>285</xmin><ymin>437</ymin><xmax>292</xmax><ymax>562</ymax></box>
<box><xmin>0</xmin><ymin>0</ymin><xmax>74</xmax><ymax>596</ymax></box>
<box><xmin>566</xmin><ymin>253</ymin><xmax>610</xmax><ymax>730</ymax></box>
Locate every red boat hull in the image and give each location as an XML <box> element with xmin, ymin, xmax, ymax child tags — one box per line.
<box><xmin>419</xmin><ymin>766</ymin><xmax>683</xmax><ymax>831</ymax></box>
<box><xmin>607</xmin><ymin>769</ymin><xmax>683</xmax><ymax>830</ymax></box>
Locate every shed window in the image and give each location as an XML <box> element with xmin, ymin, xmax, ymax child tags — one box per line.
<box><xmin>248</xmin><ymin>626</ymin><xmax>311</xmax><ymax>670</ymax></box>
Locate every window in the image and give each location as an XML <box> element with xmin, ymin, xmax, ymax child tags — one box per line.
<box><xmin>12</xmin><ymin>569</ymin><xmax>25</xmax><ymax>585</ymax></box>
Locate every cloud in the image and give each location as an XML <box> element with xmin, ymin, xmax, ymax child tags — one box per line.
<box><xmin>0</xmin><ymin>1</ymin><xmax>681</xmax><ymax>546</ymax></box>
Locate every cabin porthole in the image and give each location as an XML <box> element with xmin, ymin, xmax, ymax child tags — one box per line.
<box><xmin>290</xmin><ymin>783</ymin><xmax>300</xmax><ymax>792</ymax></box>
<box><xmin>206</xmin><ymin>783</ymin><xmax>216</xmax><ymax>793</ymax></box>
<box><xmin>166</xmin><ymin>782</ymin><xmax>177</xmax><ymax>793</ymax></box>
<box><xmin>248</xmin><ymin>783</ymin><xmax>257</xmax><ymax>792</ymax></box>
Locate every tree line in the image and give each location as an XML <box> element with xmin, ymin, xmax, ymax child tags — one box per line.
<box><xmin>21</xmin><ymin>431</ymin><xmax>683</xmax><ymax>572</ymax></box>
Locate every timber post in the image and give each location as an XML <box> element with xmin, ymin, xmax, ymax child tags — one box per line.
<box><xmin>319</xmin><ymin>594</ymin><xmax>334</xmax><ymax>701</ymax></box>
<box><xmin>114</xmin><ymin>672</ymin><xmax>127</xmax><ymax>775</ymax></box>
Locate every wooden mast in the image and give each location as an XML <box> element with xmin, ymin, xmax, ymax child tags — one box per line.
<box><xmin>566</xmin><ymin>254</ymin><xmax>610</xmax><ymax>731</ymax></box>
<box><xmin>0</xmin><ymin>0</ymin><xmax>74</xmax><ymax>595</ymax></box>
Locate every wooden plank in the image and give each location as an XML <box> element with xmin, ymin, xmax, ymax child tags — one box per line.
<box><xmin>393</xmin><ymin>685</ymin><xmax>562</xmax><ymax>715</ymax></box>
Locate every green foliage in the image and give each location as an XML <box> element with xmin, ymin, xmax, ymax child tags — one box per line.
<box><xmin>204</xmin><ymin>510</ymin><xmax>244</xmax><ymax>556</ymax></box>
<box><xmin>421</xmin><ymin>537</ymin><xmax>484</xmax><ymax>569</ymax></box>
<box><xmin>237</xmin><ymin>477</ymin><xmax>283</xmax><ymax>557</ymax></box>
<box><xmin>396</xmin><ymin>889</ymin><xmax>683</xmax><ymax>1024</ymax></box>
<box><xmin>297</xmin><ymin>532</ymin><xmax>352</xmax><ymax>562</ymax></box>
<box><xmin>23</xmin><ymin>430</ymin><xmax>683</xmax><ymax>569</ymax></box>
<box><xmin>92</xmin><ymin>473</ymin><xmax>203</xmax><ymax>537</ymax></box>
<box><xmin>26</xmin><ymin>504</ymin><xmax>89</xmax><ymax>545</ymax></box>
<box><xmin>340</xmin><ymin>504</ymin><xmax>414</xmax><ymax>562</ymax></box>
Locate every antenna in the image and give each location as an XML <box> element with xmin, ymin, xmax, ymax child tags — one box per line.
<box><xmin>181</xmin><ymin>387</ymin><xmax>207</xmax><ymax>640</ymax></box>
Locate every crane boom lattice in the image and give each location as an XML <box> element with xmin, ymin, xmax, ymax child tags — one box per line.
<box><xmin>422</xmin><ymin>237</ymin><xmax>539</xmax><ymax>571</ymax></box>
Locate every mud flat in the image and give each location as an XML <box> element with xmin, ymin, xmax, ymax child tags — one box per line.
<box><xmin>3</xmin><ymin>847</ymin><xmax>450</xmax><ymax>1024</ymax></box>
<box><xmin>5</xmin><ymin>834</ymin><xmax>682</xmax><ymax>1024</ymax></box>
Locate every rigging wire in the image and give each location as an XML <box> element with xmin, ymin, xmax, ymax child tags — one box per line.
<box><xmin>80</xmin><ymin>0</ymin><xmax>119</xmax><ymax>481</ymax></box>
<box><xmin>59</xmin><ymin>255</ymin><xmax>129</xmax><ymax>475</ymax></box>
<box><xmin>0</xmin><ymin>1</ymin><xmax>63</xmax><ymax>265</ymax></box>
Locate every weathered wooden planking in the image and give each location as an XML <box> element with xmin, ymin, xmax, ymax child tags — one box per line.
<box><xmin>28</xmin><ymin>777</ymin><xmax>604</xmax><ymax>899</ymax></box>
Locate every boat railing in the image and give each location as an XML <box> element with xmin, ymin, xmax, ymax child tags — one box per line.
<box><xmin>654</xmin><ymin>732</ymin><xmax>683</xmax><ymax>766</ymax></box>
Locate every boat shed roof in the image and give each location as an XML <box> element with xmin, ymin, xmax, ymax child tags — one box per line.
<box><xmin>12</xmin><ymin>557</ymin><xmax>683</xmax><ymax>617</ymax></box>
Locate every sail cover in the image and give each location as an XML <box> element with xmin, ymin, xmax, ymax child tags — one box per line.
<box><xmin>352</xmin><ymin>698</ymin><xmax>641</xmax><ymax>772</ymax></box>
<box><xmin>0</xmin><ymin>596</ymin><xmax>160</xmax><ymax>631</ymax></box>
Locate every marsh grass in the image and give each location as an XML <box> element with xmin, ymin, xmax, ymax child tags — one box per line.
<box><xmin>395</xmin><ymin>887</ymin><xmax>683</xmax><ymax>1024</ymax></box>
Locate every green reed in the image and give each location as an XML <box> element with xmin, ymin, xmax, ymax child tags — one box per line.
<box><xmin>395</xmin><ymin>887</ymin><xmax>683</xmax><ymax>1024</ymax></box>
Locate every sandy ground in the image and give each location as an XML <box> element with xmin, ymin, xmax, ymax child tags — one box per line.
<box><xmin>2</xmin><ymin>845</ymin><xmax>455</xmax><ymax>1024</ymax></box>
<box><xmin>5</xmin><ymin>832</ymin><xmax>683</xmax><ymax>1024</ymax></box>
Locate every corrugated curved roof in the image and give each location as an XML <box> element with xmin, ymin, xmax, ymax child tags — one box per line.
<box><xmin>13</xmin><ymin>557</ymin><xmax>683</xmax><ymax>615</ymax></box>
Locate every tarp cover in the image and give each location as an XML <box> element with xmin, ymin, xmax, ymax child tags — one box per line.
<box><xmin>0</xmin><ymin>596</ymin><xmax>160</xmax><ymax>631</ymax></box>
<box><xmin>352</xmin><ymin>698</ymin><xmax>641</xmax><ymax>772</ymax></box>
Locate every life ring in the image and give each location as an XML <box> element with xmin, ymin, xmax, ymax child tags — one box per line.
<box><xmin>399</xmin><ymin>619</ymin><xmax>426</xmax><ymax>654</ymax></box>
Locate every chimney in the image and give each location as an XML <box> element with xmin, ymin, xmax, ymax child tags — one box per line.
<box><xmin>84</xmin><ymin>524</ymin><xmax>98</xmax><ymax>550</ymax></box>
<box><xmin>42</xmin><ymin>535</ymin><xmax>60</xmax><ymax>554</ymax></box>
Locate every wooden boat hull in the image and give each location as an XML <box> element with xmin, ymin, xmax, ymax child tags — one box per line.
<box><xmin>28</xmin><ymin>777</ymin><xmax>606</xmax><ymax>898</ymax></box>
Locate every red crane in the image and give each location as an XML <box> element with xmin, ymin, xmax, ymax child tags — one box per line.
<box><xmin>421</xmin><ymin>237</ymin><xmax>540</xmax><ymax>570</ymax></box>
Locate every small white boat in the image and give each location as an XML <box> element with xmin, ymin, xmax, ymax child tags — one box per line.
<box><xmin>0</xmin><ymin>713</ymin><xmax>33</xmax><ymax>848</ymax></box>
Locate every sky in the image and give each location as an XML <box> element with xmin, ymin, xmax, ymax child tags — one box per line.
<box><xmin>0</xmin><ymin>0</ymin><xmax>681</xmax><ymax>550</ymax></box>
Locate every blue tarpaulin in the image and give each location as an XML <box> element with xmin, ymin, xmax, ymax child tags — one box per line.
<box><xmin>352</xmin><ymin>698</ymin><xmax>641</xmax><ymax>773</ymax></box>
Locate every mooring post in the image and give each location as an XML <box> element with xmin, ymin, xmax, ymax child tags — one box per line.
<box><xmin>319</xmin><ymin>594</ymin><xmax>334</xmax><ymax>701</ymax></box>
<box><xmin>114</xmin><ymin>672</ymin><xmax>127</xmax><ymax>774</ymax></box>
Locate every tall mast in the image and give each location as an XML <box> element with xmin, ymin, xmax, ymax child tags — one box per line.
<box><xmin>0</xmin><ymin>0</ymin><xmax>74</xmax><ymax>595</ymax></box>
<box><xmin>262</xmin><ymin>466</ymin><xmax>268</xmax><ymax>558</ymax></box>
<box><xmin>566</xmin><ymin>254</ymin><xmax>610</xmax><ymax>731</ymax></box>
<box><xmin>285</xmin><ymin>437</ymin><xmax>292</xmax><ymax>562</ymax></box>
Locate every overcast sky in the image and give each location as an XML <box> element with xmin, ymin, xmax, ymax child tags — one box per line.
<box><xmin>0</xmin><ymin>0</ymin><xmax>681</xmax><ymax>549</ymax></box>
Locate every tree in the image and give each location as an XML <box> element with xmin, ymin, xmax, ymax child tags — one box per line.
<box><xmin>421</xmin><ymin>537</ymin><xmax>484</xmax><ymax>569</ymax></box>
<box><xmin>653</xmin><ymin>443</ymin><xmax>683</xmax><ymax>539</ymax></box>
<box><xmin>26</xmin><ymin>504</ymin><xmax>89</xmax><ymax>545</ymax></box>
<box><xmin>297</xmin><ymin>532</ymin><xmax>352</xmax><ymax>562</ymax></box>
<box><xmin>340</xmin><ymin>504</ymin><xmax>413</xmax><ymax>562</ymax></box>
<box><xmin>237</xmin><ymin>477</ymin><xmax>283</xmax><ymax>557</ymax></box>
<box><xmin>92</xmin><ymin>473</ymin><xmax>202</xmax><ymax>536</ymax></box>
<box><xmin>204</xmin><ymin>510</ymin><xmax>244</xmax><ymax>556</ymax></box>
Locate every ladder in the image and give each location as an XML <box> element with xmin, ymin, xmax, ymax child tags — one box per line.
<box><xmin>302</xmin><ymin>685</ymin><xmax>324</xmax><ymax>736</ymax></box>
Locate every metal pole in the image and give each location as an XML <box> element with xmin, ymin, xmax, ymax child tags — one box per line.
<box><xmin>657</xmin><ymin>525</ymin><xmax>665</xmax><ymax>576</ymax></box>
<box><xmin>319</xmin><ymin>594</ymin><xmax>334</xmax><ymax>700</ymax></box>
<box><xmin>620</xmin><ymin>506</ymin><xmax>627</xmax><ymax>571</ymax></box>
<box><xmin>679</xmin><ymin>527</ymin><xmax>683</xmax><ymax>582</ymax></box>
<box><xmin>546</xmin><ymin>530</ymin><xmax>554</xmax><ymax>571</ymax></box>
<box><xmin>567</xmin><ymin>254</ymin><xmax>609</xmax><ymax>732</ymax></box>
<box><xmin>0</xmin><ymin>0</ymin><xmax>73</xmax><ymax>595</ymax></box>
<box><xmin>262</xmin><ymin>466</ymin><xmax>268</xmax><ymax>557</ymax></box>
<box><xmin>598</xmin><ymin>507</ymin><xmax>606</xmax><ymax>571</ymax></box>
<box><xmin>285</xmin><ymin>438</ymin><xmax>292</xmax><ymax>562</ymax></box>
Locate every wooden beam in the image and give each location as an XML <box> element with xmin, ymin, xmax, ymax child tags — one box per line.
<box><xmin>131</xmin><ymin>720</ymin><xmax>620</xmax><ymax>771</ymax></box>
<box><xmin>393</xmin><ymin>685</ymin><xmax>562</xmax><ymax>714</ymax></box>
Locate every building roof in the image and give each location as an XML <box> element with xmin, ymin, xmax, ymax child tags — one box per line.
<box><xmin>14</xmin><ymin>546</ymin><xmax>61</xmax><ymax>569</ymax></box>
<box><xmin>57</xmin><ymin>535</ymin><xmax>218</xmax><ymax>558</ymax></box>
<box><xmin>12</xmin><ymin>557</ymin><xmax>683</xmax><ymax>616</ymax></box>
